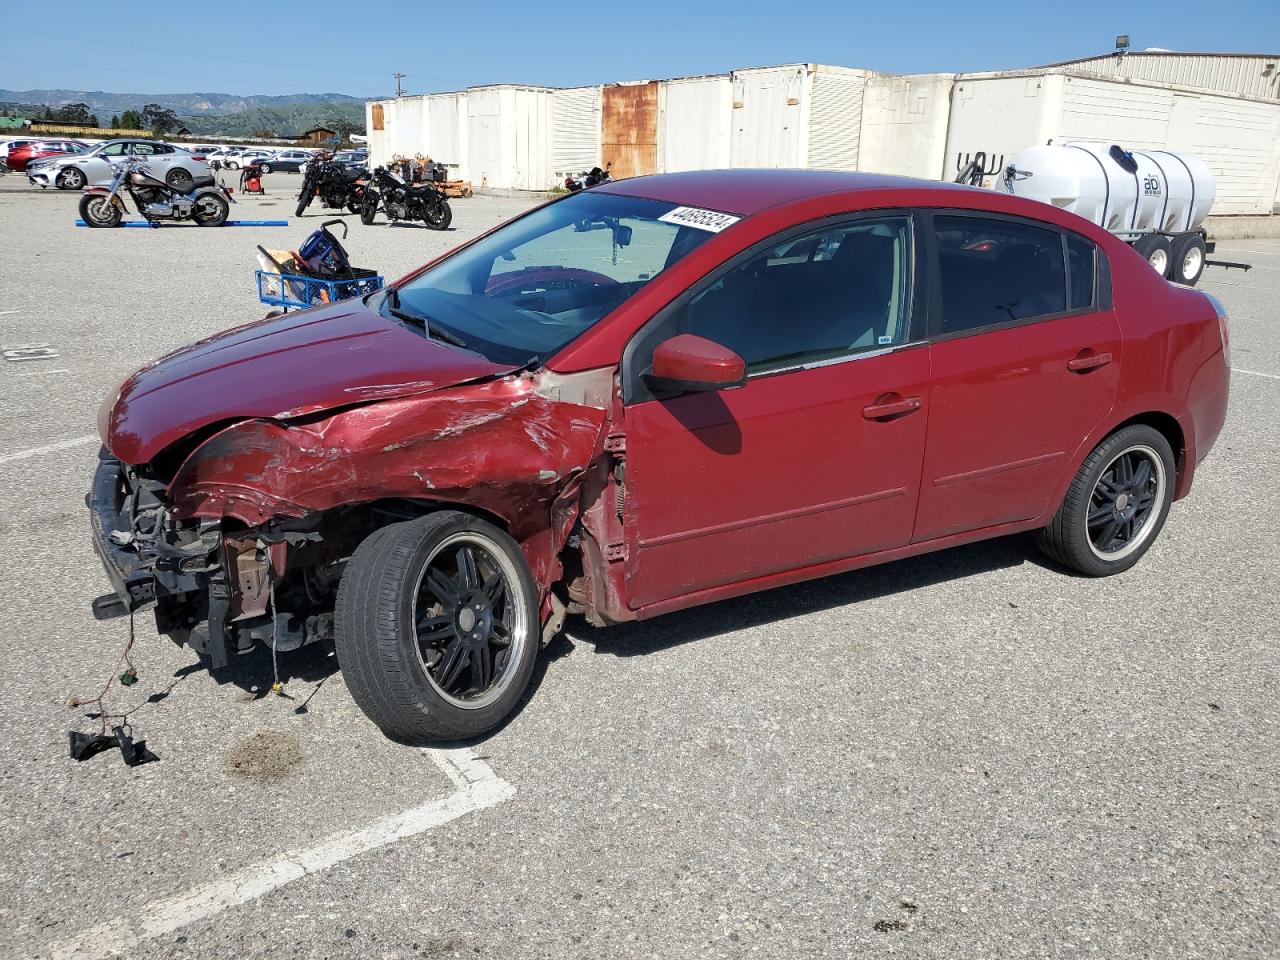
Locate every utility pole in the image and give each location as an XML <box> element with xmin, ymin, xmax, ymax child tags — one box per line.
<box><xmin>394</xmin><ymin>73</ymin><xmax>406</xmax><ymax>98</ymax></box>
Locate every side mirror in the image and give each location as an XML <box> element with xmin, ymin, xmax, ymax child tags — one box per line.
<box><xmin>644</xmin><ymin>334</ymin><xmax>746</xmax><ymax>395</ymax></box>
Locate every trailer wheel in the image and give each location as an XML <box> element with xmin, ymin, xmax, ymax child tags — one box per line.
<box><xmin>1169</xmin><ymin>233</ymin><xmax>1207</xmax><ymax>286</ymax></box>
<box><xmin>1132</xmin><ymin>234</ymin><xmax>1172</xmax><ymax>279</ymax></box>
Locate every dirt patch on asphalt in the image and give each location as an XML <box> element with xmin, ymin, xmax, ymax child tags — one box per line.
<box><xmin>224</xmin><ymin>731</ymin><xmax>304</xmax><ymax>781</ymax></box>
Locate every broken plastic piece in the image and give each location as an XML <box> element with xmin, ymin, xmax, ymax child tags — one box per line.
<box><xmin>67</xmin><ymin>726</ymin><xmax>159</xmax><ymax>766</ymax></box>
<box><xmin>114</xmin><ymin>726</ymin><xmax>159</xmax><ymax>767</ymax></box>
<box><xmin>119</xmin><ymin>667</ymin><xmax>139</xmax><ymax>687</ymax></box>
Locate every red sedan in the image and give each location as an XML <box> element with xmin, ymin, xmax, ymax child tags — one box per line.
<box><xmin>89</xmin><ymin>170</ymin><xmax>1231</xmax><ymax>741</ymax></box>
<box><xmin>6</xmin><ymin>138</ymin><xmax>86</xmax><ymax>171</ymax></box>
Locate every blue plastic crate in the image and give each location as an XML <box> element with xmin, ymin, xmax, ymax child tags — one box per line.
<box><xmin>256</xmin><ymin>268</ymin><xmax>384</xmax><ymax>311</ymax></box>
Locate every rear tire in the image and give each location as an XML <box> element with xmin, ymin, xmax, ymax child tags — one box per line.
<box><xmin>1132</xmin><ymin>234</ymin><xmax>1172</xmax><ymax>279</ymax></box>
<box><xmin>334</xmin><ymin>512</ymin><xmax>540</xmax><ymax>742</ymax></box>
<box><xmin>1169</xmin><ymin>233</ymin><xmax>1207</xmax><ymax>286</ymax></box>
<box><xmin>1036</xmin><ymin>424</ymin><xmax>1176</xmax><ymax>577</ymax></box>
<box><xmin>79</xmin><ymin>194</ymin><xmax>122</xmax><ymax>227</ymax></box>
<box><xmin>295</xmin><ymin>186</ymin><xmax>314</xmax><ymax>217</ymax></box>
<box><xmin>423</xmin><ymin>198</ymin><xmax>452</xmax><ymax>231</ymax></box>
<box><xmin>166</xmin><ymin>168</ymin><xmax>193</xmax><ymax>192</ymax></box>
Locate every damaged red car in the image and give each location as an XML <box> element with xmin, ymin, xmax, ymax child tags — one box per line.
<box><xmin>90</xmin><ymin>169</ymin><xmax>1231</xmax><ymax>741</ymax></box>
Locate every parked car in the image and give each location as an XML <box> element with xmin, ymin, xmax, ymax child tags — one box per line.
<box><xmin>1</xmin><ymin>138</ymin><xmax>36</xmax><ymax>166</ymax></box>
<box><xmin>27</xmin><ymin>139</ymin><xmax>209</xmax><ymax>190</ymax></box>
<box><xmin>300</xmin><ymin>150</ymin><xmax>366</xmax><ymax>177</ymax></box>
<box><xmin>259</xmin><ymin>149</ymin><xmax>312</xmax><ymax>173</ymax></box>
<box><xmin>222</xmin><ymin>149</ymin><xmax>274</xmax><ymax>170</ymax></box>
<box><xmin>205</xmin><ymin>147</ymin><xmax>242</xmax><ymax>170</ymax></box>
<box><xmin>87</xmin><ymin>170</ymin><xmax>1230</xmax><ymax>743</ymax></box>
<box><xmin>5</xmin><ymin>139</ymin><xmax>87</xmax><ymax>171</ymax></box>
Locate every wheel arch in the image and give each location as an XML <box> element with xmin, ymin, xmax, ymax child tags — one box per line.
<box><xmin>1043</xmin><ymin>400</ymin><xmax>1194</xmax><ymax>523</ymax></box>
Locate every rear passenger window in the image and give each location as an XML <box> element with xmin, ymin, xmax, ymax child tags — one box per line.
<box><xmin>1066</xmin><ymin>233</ymin><xmax>1096</xmax><ymax>310</ymax></box>
<box><xmin>678</xmin><ymin>216</ymin><xmax>914</xmax><ymax>374</ymax></box>
<box><xmin>934</xmin><ymin>216</ymin><xmax>1067</xmax><ymax>334</ymax></box>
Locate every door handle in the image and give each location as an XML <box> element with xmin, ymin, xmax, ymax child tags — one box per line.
<box><xmin>1067</xmin><ymin>351</ymin><xmax>1113</xmax><ymax>372</ymax></box>
<box><xmin>862</xmin><ymin>396</ymin><xmax>922</xmax><ymax>420</ymax></box>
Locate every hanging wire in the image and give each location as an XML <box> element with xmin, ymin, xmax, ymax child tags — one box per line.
<box><xmin>66</xmin><ymin>612</ymin><xmax>138</xmax><ymax>734</ymax></box>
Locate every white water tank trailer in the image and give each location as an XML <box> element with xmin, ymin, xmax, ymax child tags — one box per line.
<box><xmin>996</xmin><ymin>142</ymin><xmax>1216</xmax><ymax>286</ymax></box>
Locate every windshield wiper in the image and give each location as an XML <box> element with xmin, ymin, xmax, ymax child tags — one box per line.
<box><xmin>384</xmin><ymin>288</ymin><xmax>468</xmax><ymax>348</ymax></box>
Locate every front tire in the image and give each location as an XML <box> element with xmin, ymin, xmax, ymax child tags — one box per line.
<box><xmin>79</xmin><ymin>194</ymin><xmax>122</xmax><ymax>227</ymax></box>
<box><xmin>295</xmin><ymin>186</ymin><xmax>314</xmax><ymax>217</ymax></box>
<box><xmin>335</xmin><ymin>512</ymin><xmax>540</xmax><ymax>742</ymax></box>
<box><xmin>193</xmin><ymin>193</ymin><xmax>229</xmax><ymax>226</ymax></box>
<box><xmin>360</xmin><ymin>193</ymin><xmax>378</xmax><ymax>225</ymax></box>
<box><xmin>259</xmin><ymin>163</ymin><xmax>272</xmax><ymax>174</ymax></box>
<box><xmin>1036</xmin><ymin>424</ymin><xmax>1176</xmax><ymax>576</ymax></box>
<box><xmin>58</xmin><ymin>167</ymin><xmax>86</xmax><ymax>190</ymax></box>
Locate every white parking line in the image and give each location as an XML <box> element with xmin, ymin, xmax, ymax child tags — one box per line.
<box><xmin>49</xmin><ymin>746</ymin><xmax>514</xmax><ymax>960</ymax></box>
<box><xmin>0</xmin><ymin>435</ymin><xmax>98</xmax><ymax>466</ymax></box>
<box><xmin>1233</xmin><ymin>367</ymin><xmax>1280</xmax><ymax>381</ymax></box>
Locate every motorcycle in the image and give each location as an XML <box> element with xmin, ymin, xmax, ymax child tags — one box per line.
<box><xmin>565</xmin><ymin>162</ymin><xmax>613</xmax><ymax>192</ymax></box>
<box><xmin>79</xmin><ymin>155</ymin><xmax>233</xmax><ymax>228</ymax></box>
<box><xmin>360</xmin><ymin>166</ymin><xmax>452</xmax><ymax>230</ymax></box>
<box><xmin>296</xmin><ymin>154</ymin><xmax>368</xmax><ymax>217</ymax></box>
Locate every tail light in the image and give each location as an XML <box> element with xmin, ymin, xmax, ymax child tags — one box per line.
<box><xmin>1203</xmin><ymin>292</ymin><xmax>1230</xmax><ymax>366</ymax></box>
<box><xmin>192</xmin><ymin>155</ymin><xmax>206</xmax><ymax>162</ymax></box>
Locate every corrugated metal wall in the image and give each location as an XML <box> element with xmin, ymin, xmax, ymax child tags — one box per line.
<box><xmin>807</xmin><ymin>68</ymin><xmax>865</xmax><ymax>170</ymax></box>
<box><xmin>1057</xmin><ymin>54</ymin><xmax>1280</xmax><ymax>101</ymax></box>
<box><xmin>552</xmin><ymin>86</ymin><xmax>601</xmax><ymax>175</ymax></box>
<box><xmin>658</xmin><ymin>75</ymin><xmax>733</xmax><ymax>172</ymax></box>
<box><xmin>602</xmin><ymin>82</ymin><xmax>659</xmax><ymax>179</ymax></box>
<box><xmin>426</xmin><ymin>93</ymin><xmax>467</xmax><ymax>172</ymax></box>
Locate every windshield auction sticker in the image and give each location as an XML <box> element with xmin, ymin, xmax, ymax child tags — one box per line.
<box><xmin>658</xmin><ymin>206</ymin><xmax>742</xmax><ymax>233</ymax></box>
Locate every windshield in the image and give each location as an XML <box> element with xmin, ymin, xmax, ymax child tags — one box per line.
<box><xmin>388</xmin><ymin>192</ymin><xmax>720</xmax><ymax>365</ymax></box>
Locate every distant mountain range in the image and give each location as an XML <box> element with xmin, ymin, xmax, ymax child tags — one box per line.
<box><xmin>0</xmin><ymin>88</ymin><xmax>365</xmax><ymax>115</ymax></box>
<box><xmin>0</xmin><ymin>88</ymin><xmax>368</xmax><ymax>137</ymax></box>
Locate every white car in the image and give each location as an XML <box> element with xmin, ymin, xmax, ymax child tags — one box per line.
<box><xmin>224</xmin><ymin>149</ymin><xmax>275</xmax><ymax>170</ymax></box>
<box><xmin>26</xmin><ymin>139</ymin><xmax>211</xmax><ymax>190</ymax></box>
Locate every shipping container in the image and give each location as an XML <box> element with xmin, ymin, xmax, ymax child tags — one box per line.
<box><xmin>658</xmin><ymin>74</ymin><xmax>733</xmax><ymax>173</ymax></box>
<box><xmin>467</xmin><ymin>85</ymin><xmax>554</xmax><ymax>190</ymax></box>
<box><xmin>728</xmin><ymin>64</ymin><xmax>876</xmax><ymax>170</ymax></box>
<box><xmin>857</xmin><ymin>73</ymin><xmax>953</xmax><ymax>179</ymax></box>
<box><xmin>425</xmin><ymin>92</ymin><xmax>468</xmax><ymax>177</ymax></box>
<box><xmin>552</xmin><ymin>86</ymin><xmax>602</xmax><ymax>177</ymax></box>
<box><xmin>602</xmin><ymin>81</ymin><xmax>659</xmax><ymax>179</ymax></box>
<box><xmin>945</xmin><ymin>70</ymin><xmax>1280</xmax><ymax>215</ymax></box>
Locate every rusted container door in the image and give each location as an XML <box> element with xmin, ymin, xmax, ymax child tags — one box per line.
<box><xmin>602</xmin><ymin>82</ymin><xmax>658</xmax><ymax>179</ymax></box>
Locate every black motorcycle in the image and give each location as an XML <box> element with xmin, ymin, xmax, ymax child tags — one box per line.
<box><xmin>79</xmin><ymin>155</ymin><xmax>232</xmax><ymax>228</ymax></box>
<box><xmin>360</xmin><ymin>166</ymin><xmax>452</xmax><ymax>230</ymax></box>
<box><xmin>295</xmin><ymin>154</ymin><xmax>368</xmax><ymax>217</ymax></box>
<box><xmin>565</xmin><ymin>162</ymin><xmax>613</xmax><ymax>192</ymax></box>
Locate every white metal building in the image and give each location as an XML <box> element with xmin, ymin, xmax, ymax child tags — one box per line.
<box><xmin>944</xmin><ymin>69</ymin><xmax>1280</xmax><ymax>215</ymax></box>
<box><xmin>366</xmin><ymin>52</ymin><xmax>1280</xmax><ymax>220</ymax></box>
<box><xmin>551</xmin><ymin>86</ymin><xmax>601</xmax><ymax>179</ymax></box>
<box><xmin>1036</xmin><ymin>51</ymin><xmax>1280</xmax><ymax>101</ymax></box>
<box><xmin>857</xmin><ymin>73</ymin><xmax>954</xmax><ymax>180</ymax></box>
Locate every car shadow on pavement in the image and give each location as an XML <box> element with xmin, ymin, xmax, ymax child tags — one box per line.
<box><xmin>582</xmin><ymin>534</ymin><xmax>1047</xmax><ymax>658</ymax></box>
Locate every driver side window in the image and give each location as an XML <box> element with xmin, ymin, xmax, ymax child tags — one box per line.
<box><xmin>676</xmin><ymin>216</ymin><xmax>914</xmax><ymax>374</ymax></box>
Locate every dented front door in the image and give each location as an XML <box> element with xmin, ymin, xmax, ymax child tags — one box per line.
<box><xmin>621</xmin><ymin>346</ymin><xmax>932</xmax><ymax>611</ymax></box>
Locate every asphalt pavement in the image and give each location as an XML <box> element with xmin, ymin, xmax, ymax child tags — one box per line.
<box><xmin>0</xmin><ymin>171</ymin><xmax>1276</xmax><ymax>960</ymax></box>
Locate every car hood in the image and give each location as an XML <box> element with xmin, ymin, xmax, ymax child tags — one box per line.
<box><xmin>101</xmin><ymin>298</ymin><xmax>513</xmax><ymax>465</ymax></box>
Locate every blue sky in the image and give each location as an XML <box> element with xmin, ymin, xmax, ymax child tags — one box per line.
<box><xmin>3</xmin><ymin>0</ymin><xmax>1278</xmax><ymax>98</ymax></box>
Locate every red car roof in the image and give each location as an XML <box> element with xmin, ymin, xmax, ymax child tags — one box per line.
<box><xmin>596</xmin><ymin>169</ymin><xmax>986</xmax><ymax>217</ymax></box>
